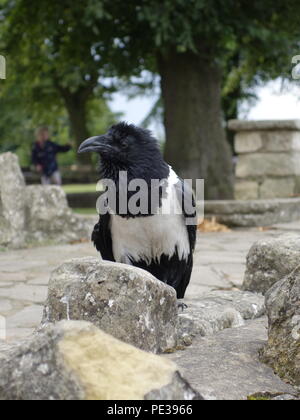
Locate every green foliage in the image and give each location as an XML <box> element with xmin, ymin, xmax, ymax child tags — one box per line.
<box><xmin>97</xmin><ymin>0</ymin><xmax>300</xmax><ymax>130</ymax></box>
<box><xmin>0</xmin><ymin>79</ymin><xmax>117</xmax><ymax>167</ymax></box>
<box><xmin>1</xmin><ymin>0</ymin><xmax>300</xmax><ymax>169</ymax></box>
<box><xmin>99</xmin><ymin>0</ymin><xmax>299</xmax><ymax>62</ymax></box>
<box><xmin>0</xmin><ymin>0</ymin><xmax>120</xmax><ymax>166</ymax></box>
<box><xmin>0</xmin><ymin>63</ymin><xmax>117</xmax><ymax>168</ymax></box>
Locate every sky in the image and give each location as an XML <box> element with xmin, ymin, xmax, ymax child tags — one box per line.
<box><xmin>108</xmin><ymin>79</ymin><xmax>300</xmax><ymax>138</ymax></box>
<box><xmin>247</xmin><ymin>80</ymin><xmax>300</xmax><ymax>120</ymax></box>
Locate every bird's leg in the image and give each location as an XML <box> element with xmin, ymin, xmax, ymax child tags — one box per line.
<box><xmin>177</xmin><ymin>300</ymin><xmax>188</xmax><ymax>312</ymax></box>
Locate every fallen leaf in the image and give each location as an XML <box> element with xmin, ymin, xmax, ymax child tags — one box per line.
<box><xmin>197</xmin><ymin>217</ymin><xmax>231</xmax><ymax>233</ymax></box>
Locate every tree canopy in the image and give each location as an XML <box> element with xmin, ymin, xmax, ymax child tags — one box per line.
<box><xmin>1</xmin><ymin>0</ymin><xmax>299</xmax><ymax>196</ymax></box>
<box><xmin>0</xmin><ymin>0</ymin><xmax>118</xmax><ymax>165</ymax></box>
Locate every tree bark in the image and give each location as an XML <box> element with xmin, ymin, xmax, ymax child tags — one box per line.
<box><xmin>159</xmin><ymin>51</ymin><xmax>234</xmax><ymax>199</ymax></box>
<box><xmin>56</xmin><ymin>79</ymin><xmax>97</xmax><ymax>166</ymax></box>
<box><xmin>61</xmin><ymin>90</ymin><xmax>91</xmax><ymax>165</ymax></box>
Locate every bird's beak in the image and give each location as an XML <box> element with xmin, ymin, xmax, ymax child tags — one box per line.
<box><xmin>78</xmin><ymin>135</ymin><xmax>108</xmax><ymax>154</ymax></box>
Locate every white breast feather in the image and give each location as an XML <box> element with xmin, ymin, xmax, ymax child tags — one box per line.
<box><xmin>110</xmin><ymin>168</ymin><xmax>190</xmax><ymax>265</ymax></box>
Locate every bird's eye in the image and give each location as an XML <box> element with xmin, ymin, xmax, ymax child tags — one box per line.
<box><xmin>120</xmin><ymin>140</ymin><xmax>128</xmax><ymax>149</ymax></box>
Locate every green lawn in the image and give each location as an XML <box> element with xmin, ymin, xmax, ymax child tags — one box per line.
<box><xmin>62</xmin><ymin>184</ymin><xmax>98</xmax><ymax>194</ymax></box>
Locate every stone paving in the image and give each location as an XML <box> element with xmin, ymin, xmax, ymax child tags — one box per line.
<box><xmin>1</xmin><ymin>220</ymin><xmax>300</xmax><ymax>342</ymax></box>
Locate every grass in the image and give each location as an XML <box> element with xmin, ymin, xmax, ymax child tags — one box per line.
<box><xmin>62</xmin><ymin>184</ymin><xmax>98</xmax><ymax>194</ymax></box>
<box><xmin>73</xmin><ymin>208</ymin><xmax>97</xmax><ymax>215</ymax></box>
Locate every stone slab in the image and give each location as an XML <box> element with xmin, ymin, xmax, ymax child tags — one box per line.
<box><xmin>259</xmin><ymin>178</ymin><xmax>296</xmax><ymax>199</ymax></box>
<box><xmin>236</xmin><ymin>153</ymin><xmax>300</xmax><ymax>178</ymax></box>
<box><xmin>235</xmin><ymin>131</ymin><xmax>300</xmax><ymax>154</ymax></box>
<box><xmin>166</xmin><ymin>318</ymin><xmax>296</xmax><ymax>400</ymax></box>
<box><xmin>228</xmin><ymin>119</ymin><xmax>300</xmax><ymax>132</ymax></box>
<box><xmin>235</xmin><ymin>132</ymin><xmax>263</xmax><ymax>153</ymax></box>
<box><xmin>234</xmin><ymin>181</ymin><xmax>259</xmax><ymax>200</ymax></box>
<box><xmin>203</xmin><ymin>198</ymin><xmax>300</xmax><ymax>227</ymax></box>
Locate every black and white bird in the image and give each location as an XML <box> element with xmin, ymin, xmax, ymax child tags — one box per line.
<box><xmin>78</xmin><ymin>122</ymin><xmax>197</xmax><ymax>303</ymax></box>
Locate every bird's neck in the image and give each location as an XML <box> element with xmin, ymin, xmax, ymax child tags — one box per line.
<box><xmin>99</xmin><ymin>160</ymin><xmax>126</xmax><ymax>182</ymax></box>
<box><xmin>99</xmin><ymin>159</ymin><xmax>170</xmax><ymax>185</ymax></box>
<box><xmin>99</xmin><ymin>159</ymin><xmax>171</xmax><ymax>218</ymax></box>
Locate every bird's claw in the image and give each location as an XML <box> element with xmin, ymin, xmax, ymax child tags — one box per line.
<box><xmin>177</xmin><ymin>301</ymin><xmax>188</xmax><ymax>312</ymax></box>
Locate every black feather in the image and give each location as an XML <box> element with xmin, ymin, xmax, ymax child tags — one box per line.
<box><xmin>131</xmin><ymin>247</ymin><xmax>194</xmax><ymax>300</ymax></box>
<box><xmin>92</xmin><ymin>213</ymin><xmax>114</xmax><ymax>262</ymax></box>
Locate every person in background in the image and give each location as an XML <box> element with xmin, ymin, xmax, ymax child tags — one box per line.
<box><xmin>32</xmin><ymin>126</ymin><xmax>71</xmax><ymax>185</ymax></box>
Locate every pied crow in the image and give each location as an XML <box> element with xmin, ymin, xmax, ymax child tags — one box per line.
<box><xmin>78</xmin><ymin>122</ymin><xmax>197</xmax><ymax>301</ymax></box>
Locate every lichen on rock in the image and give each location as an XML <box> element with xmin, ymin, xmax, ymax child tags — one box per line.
<box><xmin>243</xmin><ymin>235</ymin><xmax>300</xmax><ymax>295</ymax></box>
<box><xmin>260</xmin><ymin>265</ymin><xmax>300</xmax><ymax>386</ymax></box>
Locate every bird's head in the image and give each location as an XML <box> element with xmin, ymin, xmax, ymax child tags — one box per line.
<box><xmin>78</xmin><ymin>122</ymin><xmax>169</xmax><ymax>180</ymax></box>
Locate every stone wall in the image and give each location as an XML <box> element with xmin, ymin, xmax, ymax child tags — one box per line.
<box><xmin>229</xmin><ymin>120</ymin><xmax>300</xmax><ymax>200</ymax></box>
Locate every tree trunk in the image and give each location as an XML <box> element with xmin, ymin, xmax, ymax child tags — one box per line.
<box><xmin>159</xmin><ymin>51</ymin><xmax>234</xmax><ymax>199</ymax></box>
<box><xmin>222</xmin><ymin>84</ymin><xmax>241</xmax><ymax>156</ymax></box>
<box><xmin>61</xmin><ymin>90</ymin><xmax>91</xmax><ymax>165</ymax></box>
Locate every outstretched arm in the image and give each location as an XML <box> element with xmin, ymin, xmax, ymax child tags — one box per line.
<box><xmin>52</xmin><ymin>142</ymin><xmax>72</xmax><ymax>153</ymax></box>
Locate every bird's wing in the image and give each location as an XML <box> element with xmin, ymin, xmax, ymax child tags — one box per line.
<box><xmin>174</xmin><ymin>177</ymin><xmax>197</xmax><ymax>251</ymax></box>
<box><xmin>172</xmin><ymin>178</ymin><xmax>197</xmax><ymax>298</ymax></box>
<box><xmin>133</xmin><ymin>177</ymin><xmax>197</xmax><ymax>299</ymax></box>
<box><xmin>92</xmin><ymin>213</ymin><xmax>115</xmax><ymax>261</ymax></box>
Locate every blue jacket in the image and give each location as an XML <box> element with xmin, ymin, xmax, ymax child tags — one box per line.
<box><xmin>32</xmin><ymin>140</ymin><xmax>71</xmax><ymax>177</ymax></box>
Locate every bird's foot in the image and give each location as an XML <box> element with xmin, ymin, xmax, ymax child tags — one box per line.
<box><xmin>177</xmin><ymin>300</ymin><xmax>188</xmax><ymax>312</ymax></box>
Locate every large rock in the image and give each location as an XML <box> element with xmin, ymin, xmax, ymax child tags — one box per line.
<box><xmin>243</xmin><ymin>235</ymin><xmax>300</xmax><ymax>294</ymax></box>
<box><xmin>167</xmin><ymin>318</ymin><xmax>296</xmax><ymax>400</ymax></box>
<box><xmin>178</xmin><ymin>290</ymin><xmax>265</xmax><ymax>345</ymax></box>
<box><xmin>42</xmin><ymin>258</ymin><xmax>178</xmax><ymax>353</ymax></box>
<box><xmin>0</xmin><ymin>153</ymin><xmax>26</xmax><ymax>248</ymax></box>
<box><xmin>0</xmin><ymin>152</ymin><xmax>94</xmax><ymax>248</ymax></box>
<box><xmin>25</xmin><ymin>186</ymin><xmax>93</xmax><ymax>244</ymax></box>
<box><xmin>0</xmin><ymin>321</ymin><xmax>201</xmax><ymax>400</ymax></box>
<box><xmin>0</xmin><ymin>339</ymin><xmax>10</xmax><ymax>357</ymax></box>
<box><xmin>260</xmin><ymin>266</ymin><xmax>300</xmax><ymax>386</ymax></box>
